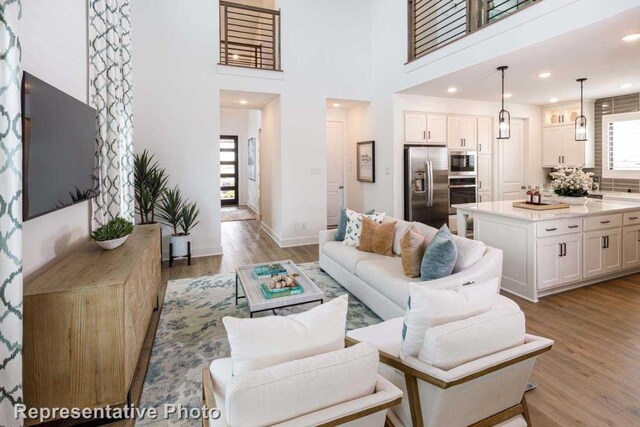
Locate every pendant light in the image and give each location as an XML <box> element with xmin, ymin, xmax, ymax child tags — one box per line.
<box><xmin>575</xmin><ymin>78</ymin><xmax>588</xmax><ymax>141</ymax></box>
<box><xmin>497</xmin><ymin>66</ymin><xmax>510</xmax><ymax>139</ymax></box>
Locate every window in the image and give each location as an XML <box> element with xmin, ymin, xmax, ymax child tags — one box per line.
<box><xmin>603</xmin><ymin>112</ymin><xmax>640</xmax><ymax>179</ymax></box>
<box><xmin>220</xmin><ymin>135</ymin><xmax>239</xmax><ymax>205</ymax></box>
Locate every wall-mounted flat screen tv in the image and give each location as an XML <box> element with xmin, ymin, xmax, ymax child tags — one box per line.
<box><xmin>22</xmin><ymin>72</ymin><xmax>98</xmax><ymax>221</ymax></box>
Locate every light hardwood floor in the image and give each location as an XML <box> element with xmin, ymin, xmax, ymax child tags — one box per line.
<box><xmin>131</xmin><ymin>219</ymin><xmax>639</xmax><ymax>426</ymax></box>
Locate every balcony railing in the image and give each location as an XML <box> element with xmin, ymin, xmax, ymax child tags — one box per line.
<box><xmin>220</xmin><ymin>1</ymin><xmax>281</xmax><ymax>71</ymax></box>
<box><xmin>408</xmin><ymin>0</ymin><xmax>540</xmax><ymax>62</ymax></box>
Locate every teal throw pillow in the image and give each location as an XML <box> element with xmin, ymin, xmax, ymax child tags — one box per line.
<box><xmin>335</xmin><ymin>208</ymin><xmax>375</xmax><ymax>242</ymax></box>
<box><xmin>420</xmin><ymin>224</ymin><xmax>458</xmax><ymax>280</ymax></box>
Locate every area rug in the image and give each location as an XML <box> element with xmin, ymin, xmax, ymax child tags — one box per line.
<box><xmin>137</xmin><ymin>262</ymin><xmax>381</xmax><ymax>426</ymax></box>
<box><xmin>220</xmin><ymin>206</ymin><xmax>257</xmax><ymax>222</ymax></box>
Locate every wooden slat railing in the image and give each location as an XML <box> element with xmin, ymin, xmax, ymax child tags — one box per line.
<box><xmin>408</xmin><ymin>0</ymin><xmax>541</xmax><ymax>62</ymax></box>
<box><xmin>220</xmin><ymin>1</ymin><xmax>281</xmax><ymax>71</ymax></box>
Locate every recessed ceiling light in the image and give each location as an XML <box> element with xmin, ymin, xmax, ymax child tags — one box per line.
<box><xmin>232</xmin><ymin>53</ymin><xmax>239</xmax><ymax>60</ymax></box>
<box><xmin>622</xmin><ymin>33</ymin><xmax>640</xmax><ymax>42</ymax></box>
<box><xmin>549</xmin><ymin>97</ymin><xmax>559</xmax><ymax>103</ymax></box>
<box><xmin>239</xmin><ymin>99</ymin><xmax>248</xmax><ymax>105</ymax></box>
<box><xmin>332</xmin><ymin>103</ymin><xmax>341</xmax><ymax>108</ymax></box>
<box><xmin>503</xmin><ymin>93</ymin><xmax>512</xmax><ymax>98</ymax></box>
<box><xmin>620</xmin><ymin>83</ymin><xmax>632</xmax><ymax>89</ymax></box>
<box><xmin>538</xmin><ymin>72</ymin><xmax>551</xmax><ymax>78</ymax></box>
<box><xmin>447</xmin><ymin>87</ymin><xmax>458</xmax><ymax>93</ymax></box>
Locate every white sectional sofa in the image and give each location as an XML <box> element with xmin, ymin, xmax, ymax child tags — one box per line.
<box><xmin>319</xmin><ymin>217</ymin><xmax>503</xmax><ymax>320</ymax></box>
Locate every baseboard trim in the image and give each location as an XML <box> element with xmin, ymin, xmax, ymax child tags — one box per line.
<box><xmin>247</xmin><ymin>204</ymin><xmax>260</xmax><ymax>215</ymax></box>
<box><xmin>280</xmin><ymin>235</ymin><xmax>319</xmax><ymax>247</ymax></box>
<box><xmin>260</xmin><ymin>222</ymin><xmax>284</xmax><ymax>246</ymax></box>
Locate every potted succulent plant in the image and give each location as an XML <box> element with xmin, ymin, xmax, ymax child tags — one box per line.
<box><xmin>134</xmin><ymin>150</ymin><xmax>168</xmax><ymax>224</ymax></box>
<box><xmin>157</xmin><ymin>186</ymin><xmax>200</xmax><ymax>257</ymax></box>
<box><xmin>92</xmin><ymin>216</ymin><xmax>135</xmax><ymax>250</ymax></box>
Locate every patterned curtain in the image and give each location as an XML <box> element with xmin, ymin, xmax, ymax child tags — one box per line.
<box><xmin>0</xmin><ymin>1</ymin><xmax>23</xmax><ymax>426</ymax></box>
<box><xmin>89</xmin><ymin>0</ymin><xmax>134</xmax><ymax>225</ymax></box>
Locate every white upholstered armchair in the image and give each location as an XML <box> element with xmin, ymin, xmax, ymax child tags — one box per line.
<box><xmin>201</xmin><ymin>342</ymin><xmax>403</xmax><ymax>427</ymax></box>
<box><xmin>346</xmin><ymin>300</ymin><xmax>553</xmax><ymax>427</ymax></box>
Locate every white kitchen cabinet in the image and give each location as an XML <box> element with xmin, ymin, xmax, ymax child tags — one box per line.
<box><xmin>561</xmin><ymin>125</ymin><xmax>585</xmax><ymax>167</ymax></box>
<box><xmin>622</xmin><ymin>225</ymin><xmax>640</xmax><ymax>270</ymax></box>
<box><xmin>543</xmin><ymin>103</ymin><xmax>581</xmax><ymax>127</ymax></box>
<box><xmin>537</xmin><ymin>233</ymin><xmax>582</xmax><ymax>290</ymax></box>
<box><xmin>478</xmin><ymin>191</ymin><xmax>492</xmax><ymax>202</ymax></box>
<box><xmin>427</xmin><ymin>114</ymin><xmax>447</xmax><ymax>143</ymax></box>
<box><xmin>477</xmin><ymin>117</ymin><xmax>492</xmax><ymax>154</ymax></box>
<box><xmin>542</xmin><ymin>125</ymin><xmax>586</xmax><ymax>167</ymax></box>
<box><xmin>583</xmin><ymin>228</ymin><xmax>622</xmax><ymax>279</ymax></box>
<box><xmin>447</xmin><ymin>116</ymin><xmax>477</xmax><ymax>150</ymax></box>
<box><xmin>478</xmin><ymin>154</ymin><xmax>491</xmax><ymax>193</ymax></box>
<box><xmin>405</xmin><ymin>113</ymin><xmax>427</xmax><ymax>143</ymax></box>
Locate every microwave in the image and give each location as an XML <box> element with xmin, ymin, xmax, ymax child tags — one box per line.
<box><xmin>449</xmin><ymin>151</ymin><xmax>477</xmax><ymax>176</ymax></box>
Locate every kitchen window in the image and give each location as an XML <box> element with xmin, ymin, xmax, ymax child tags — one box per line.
<box><xmin>602</xmin><ymin>112</ymin><xmax>640</xmax><ymax>179</ymax></box>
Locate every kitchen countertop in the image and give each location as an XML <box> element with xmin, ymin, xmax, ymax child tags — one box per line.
<box><xmin>589</xmin><ymin>190</ymin><xmax>640</xmax><ymax>202</ymax></box>
<box><xmin>453</xmin><ymin>199</ymin><xmax>640</xmax><ymax>222</ymax></box>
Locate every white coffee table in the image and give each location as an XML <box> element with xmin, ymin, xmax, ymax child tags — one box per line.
<box><xmin>235</xmin><ymin>260</ymin><xmax>324</xmax><ymax>317</ymax></box>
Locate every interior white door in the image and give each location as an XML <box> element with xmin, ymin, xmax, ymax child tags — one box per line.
<box><xmin>622</xmin><ymin>225</ymin><xmax>640</xmax><ymax>270</ymax></box>
<box><xmin>405</xmin><ymin>113</ymin><xmax>427</xmax><ymax>143</ymax></box>
<box><xmin>498</xmin><ymin>118</ymin><xmax>525</xmax><ymax>201</ymax></box>
<box><xmin>561</xmin><ymin>125</ymin><xmax>585</xmax><ymax>166</ymax></box>
<box><xmin>427</xmin><ymin>114</ymin><xmax>447</xmax><ymax>143</ymax></box>
<box><xmin>326</xmin><ymin>121</ymin><xmax>344</xmax><ymax>227</ymax></box>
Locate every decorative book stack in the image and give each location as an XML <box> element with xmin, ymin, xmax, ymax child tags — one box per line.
<box><xmin>260</xmin><ymin>282</ymin><xmax>304</xmax><ymax>299</ymax></box>
<box><xmin>252</xmin><ymin>263</ymin><xmax>287</xmax><ymax>279</ymax></box>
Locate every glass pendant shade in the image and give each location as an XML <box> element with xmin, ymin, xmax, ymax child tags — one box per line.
<box><xmin>498</xmin><ymin>109</ymin><xmax>510</xmax><ymax>139</ymax></box>
<box><xmin>575</xmin><ymin>78</ymin><xmax>588</xmax><ymax>141</ymax></box>
<box><xmin>497</xmin><ymin>66</ymin><xmax>510</xmax><ymax>139</ymax></box>
<box><xmin>575</xmin><ymin>115</ymin><xmax>587</xmax><ymax>141</ymax></box>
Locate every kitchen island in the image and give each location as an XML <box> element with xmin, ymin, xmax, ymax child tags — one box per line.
<box><xmin>454</xmin><ymin>199</ymin><xmax>640</xmax><ymax>302</ymax></box>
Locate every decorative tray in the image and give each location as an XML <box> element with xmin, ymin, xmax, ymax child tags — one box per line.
<box><xmin>512</xmin><ymin>201</ymin><xmax>570</xmax><ymax>210</ymax></box>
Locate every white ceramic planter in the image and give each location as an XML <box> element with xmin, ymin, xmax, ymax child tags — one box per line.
<box><xmin>556</xmin><ymin>196</ymin><xmax>588</xmax><ymax>206</ymax></box>
<box><xmin>95</xmin><ymin>235</ymin><xmax>129</xmax><ymax>251</ymax></box>
<box><xmin>171</xmin><ymin>234</ymin><xmax>190</xmax><ymax>257</ymax></box>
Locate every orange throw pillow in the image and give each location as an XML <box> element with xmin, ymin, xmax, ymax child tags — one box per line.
<box><xmin>401</xmin><ymin>228</ymin><xmax>427</xmax><ymax>278</ymax></box>
<box><xmin>358</xmin><ymin>217</ymin><xmax>397</xmax><ymax>256</ymax></box>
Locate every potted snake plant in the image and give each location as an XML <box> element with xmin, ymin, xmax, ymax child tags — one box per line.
<box><xmin>157</xmin><ymin>186</ymin><xmax>200</xmax><ymax>257</ymax></box>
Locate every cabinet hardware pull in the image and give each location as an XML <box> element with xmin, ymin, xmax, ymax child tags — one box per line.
<box><xmin>630</xmin><ymin>217</ymin><xmax>639</xmax><ymax>220</ymax></box>
<box><xmin>479</xmin><ymin>143</ymin><xmax>482</xmax><ymax>151</ymax></box>
<box><xmin>423</xmin><ymin>131</ymin><xmax>426</xmax><ymax>140</ymax></box>
<box><xmin>562</xmin><ymin>156</ymin><xmax>565</xmax><ymax>163</ymax></box>
<box><xmin>558</xmin><ymin>156</ymin><xmax>561</xmax><ymax>163</ymax></box>
<box><xmin>558</xmin><ymin>243</ymin><xmax>563</xmax><ymax>257</ymax></box>
<box><xmin>563</xmin><ymin>243</ymin><xmax>567</xmax><ymax>256</ymax></box>
<box><xmin>568</xmin><ymin>225</ymin><xmax>579</xmax><ymax>229</ymax></box>
<box><xmin>428</xmin><ymin>130</ymin><xmax>431</xmax><ymax>139</ymax></box>
<box><xmin>600</xmin><ymin>220</ymin><xmax>611</xmax><ymax>224</ymax></box>
<box><xmin>546</xmin><ymin>228</ymin><xmax>557</xmax><ymax>231</ymax></box>
<box><xmin>602</xmin><ymin>236</ymin><xmax>606</xmax><ymax>249</ymax></box>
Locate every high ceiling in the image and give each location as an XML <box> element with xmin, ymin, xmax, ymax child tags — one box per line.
<box><xmin>402</xmin><ymin>7</ymin><xmax>640</xmax><ymax>106</ymax></box>
<box><xmin>220</xmin><ymin>90</ymin><xmax>278</xmax><ymax>109</ymax></box>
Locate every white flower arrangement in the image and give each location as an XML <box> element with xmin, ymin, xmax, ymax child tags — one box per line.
<box><xmin>549</xmin><ymin>166</ymin><xmax>594</xmax><ymax>197</ymax></box>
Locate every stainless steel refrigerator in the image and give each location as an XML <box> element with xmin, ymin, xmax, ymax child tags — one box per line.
<box><xmin>404</xmin><ymin>146</ymin><xmax>449</xmax><ymax>228</ymax></box>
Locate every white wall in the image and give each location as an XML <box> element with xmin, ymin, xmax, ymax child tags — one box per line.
<box><xmin>220</xmin><ymin>108</ymin><xmax>249</xmax><ymax>206</ymax></box>
<box><xmin>259</xmin><ymin>97</ymin><xmax>282</xmax><ymax>239</ymax></box>
<box><xmin>132</xmin><ymin>0</ymin><xmax>373</xmax><ymax>251</ymax></box>
<box><xmin>20</xmin><ymin>0</ymin><xmax>92</xmax><ymax>280</ymax></box>
<box><xmin>132</xmin><ymin>0</ymin><xmax>222</xmax><ymax>257</ymax></box>
<box><xmin>247</xmin><ymin>110</ymin><xmax>262</xmax><ymax>213</ymax></box>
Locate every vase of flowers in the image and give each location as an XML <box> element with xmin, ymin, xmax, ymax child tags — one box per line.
<box><xmin>549</xmin><ymin>166</ymin><xmax>594</xmax><ymax>205</ymax></box>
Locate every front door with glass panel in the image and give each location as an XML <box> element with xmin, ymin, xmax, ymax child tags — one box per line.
<box><xmin>220</xmin><ymin>135</ymin><xmax>239</xmax><ymax>205</ymax></box>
